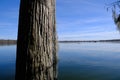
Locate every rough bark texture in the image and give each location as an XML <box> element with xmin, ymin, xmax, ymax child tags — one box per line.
<box><xmin>15</xmin><ymin>0</ymin><xmax>57</xmax><ymax>80</ymax></box>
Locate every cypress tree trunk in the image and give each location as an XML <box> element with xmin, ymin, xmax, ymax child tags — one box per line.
<box><xmin>15</xmin><ymin>0</ymin><xmax>57</xmax><ymax>80</ymax></box>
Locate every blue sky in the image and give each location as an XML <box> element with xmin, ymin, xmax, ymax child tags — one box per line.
<box><xmin>0</xmin><ymin>0</ymin><xmax>120</xmax><ymax>40</ymax></box>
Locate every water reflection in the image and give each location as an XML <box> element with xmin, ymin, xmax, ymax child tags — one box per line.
<box><xmin>58</xmin><ymin>43</ymin><xmax>120</xmax><ymax>80</ymax></box>
<box><xmin>0</xmin><ymin>44</ymin><xmax>58</xmax><ymax>80</ymax></box>
<box><xmin>0</xmin><ymin>45</ymin><xmax>16</xmax><ymax>80</ymax></box>
<box><xmin>1</xmin><ymin>43</ymin><xmax>120</xmax><ymax>80</ymax></box>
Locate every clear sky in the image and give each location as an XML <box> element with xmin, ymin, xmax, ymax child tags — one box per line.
<box><xmin>0</xmin><ymin>0</ymin><xmax>120</xmax><ymax>40</ymax></box>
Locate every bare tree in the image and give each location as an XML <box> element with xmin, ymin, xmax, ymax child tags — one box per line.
<box><xmin>112</xmin><ymin>9</ymin><xmax>120</xmax><ymax>30</ymax></box>
<box><xmin>15</xmin><ymin>0</ymin><xmax>58</xmax><ymax>80</ymax></box>
<box><xmin>107</xmin><ymin>0</ymin><xmax>120</xmax><ymax>30</ymax></box>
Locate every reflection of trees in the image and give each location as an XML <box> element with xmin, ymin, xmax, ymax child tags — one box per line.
<box><xmin>15</xmin><ymin>0</ymin><xmax>58</xmax><ymax>80</ymax></box>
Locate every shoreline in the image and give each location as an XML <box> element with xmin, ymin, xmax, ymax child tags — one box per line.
<box><xmin>0</xmin><ymin>39</ymin><xmax>120</xmax><ymax>45</ymax></box>
<box><xmin>59</xmin><ymin>39</ymin><xmax>120</xmax><ymax>43</ymax></box>
<box><xmin>0</xmin><ymin>40</ymin><xmax>16</xmax><ymax>45</ymax></box>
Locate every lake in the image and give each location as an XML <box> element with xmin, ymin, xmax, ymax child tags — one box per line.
<box><xmin>1</xmin><ymin>43</ymin><xmax>120</xmax><ymax>80</ymax></box>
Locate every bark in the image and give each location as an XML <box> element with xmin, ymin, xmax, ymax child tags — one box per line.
<box><xmin>15</xmin><ymin>0</ymin><xmax>57</xmax><ymax>80</ymax></box>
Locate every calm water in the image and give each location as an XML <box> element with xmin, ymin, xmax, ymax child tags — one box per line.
<box><xmin>0</xmin><ymin>45</ymin><xmax>16</xmax><ymax>80</ymax></box>
<box><xmin>1</xmin><ymin>43</ymin><xmax>120</xmax><ymax>80</ymax></box>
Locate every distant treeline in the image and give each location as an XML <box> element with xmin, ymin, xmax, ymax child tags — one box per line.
<box><xmin>59</xmin><ymin>39</ymin><xmax>120</xmax><ymax>43</ymax></box>
<box><xmin>0</xmin><ymin>39</ymin><xmax>120</xmax><ymax>45</ymax></box>
<box><xmin>0</xmin><ymin>39</ymin><xmax>17</xmax><ymax>45</ymax></box>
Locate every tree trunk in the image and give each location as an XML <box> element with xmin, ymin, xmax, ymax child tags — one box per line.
<box><xmin>15</xmin><ymin>0</ymin><xmax>57</xmax><ymax>80</ymax></box>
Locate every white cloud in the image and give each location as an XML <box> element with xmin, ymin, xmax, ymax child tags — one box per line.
<box><xmin>58</xmin><ymin>30</ymin><xmax>120</xmax><ymax>40</ymax></box>
<box><xmin>57</xmin><ymin>17</ymin><xmax>112</xmax><ymax>28</ymax></box>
